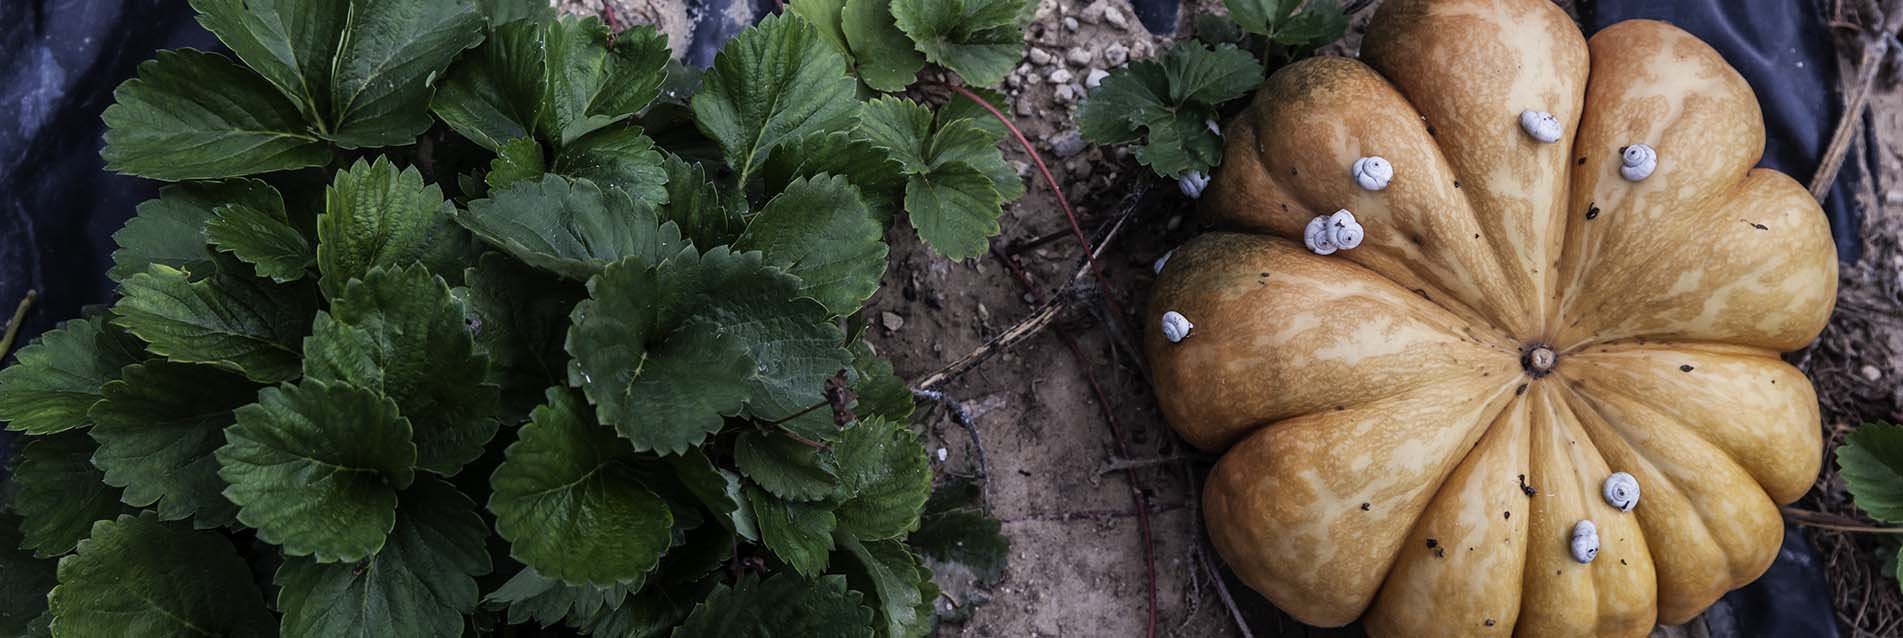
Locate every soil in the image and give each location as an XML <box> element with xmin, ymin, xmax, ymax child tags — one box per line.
<box><xmin>561</xmin><ymin>0</ymin><xmax>1903</xmax><ymax>635</ymax></box>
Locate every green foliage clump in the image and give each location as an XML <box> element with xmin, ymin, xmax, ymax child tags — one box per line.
<box><xmin>0</xmin><ymin>0</ymin><xmax>1015</xmax><ymax>635</ymax></box>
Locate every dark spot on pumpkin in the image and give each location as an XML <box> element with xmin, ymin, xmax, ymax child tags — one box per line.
<box><xmin>1260</xmin><ymin>272</ymin><xmax>1270</xmax><ymax>277</ymax></box>
<box><xmin>1505</xmin><ymin>511</ymin><xmax>1512</xmax><ymax>520</ymax></box>
<box><xmin>1586</xmin><ymin>204</ymin><xmax>1600</xmax><ymax>220</ymax></box>
<box><xmin>1751</xmin><ymin>222</ymin><xmax>1768</xmax><ymax>230</ymax></box>
<box><xmin>1680</xmin><ymin>364</ymin><xmax>1694</xmax><ymax>372</ymax></box>
<box><xmin>1290</xmin><ymin>167</ymin><xmax>1298</xmax><ymax>177</ymax></box>
<box><xmin>1619</xmin><ymin>145</ymin><xmax>1629</xmax><ymax>154</ymax></box>
<box><xmin>1474</xmin><ymin>233</ymin><xmax>1481</xmax><ymax>239</ymax></box>
<box><xmin>1518</xmin><ymin>474</ymin><xmax>1536</xmax><ymax>496</ymax></box>
<box><xmin>1411</xmin><ymin>234</ymin><xmax>1424</xmax><ymax>245</ymax></box>
<box><xmin>1360</xmin><ymin>502</ymin><xmax>1371</xmax><ymax>511</ymax></box>
<box><xmin>1576</xmin><ymin>157</ymin><xmax>1587</xmax><ymax>165</ymax></box>
<box><xmin>1434</xmin><ymin>546</ymin><xmax>1445</xmax><ymax>558</ymax></box>
<box><xmin>1426</xmin><ymin>538</ymin><xmax>1438</xmax><ymax>549</ymax></box>
<box><xmin>1335</xmin><ymin>405</ymin><xmax>1345</xmax><ymax>411</ymax></box>
<box><xmin>1485</xmin><ymin>619</ymin><xmax>1497</xmax><ymax>627</ymax></box>
<box><xmin>1427</xmin><ymin>125</ymin><xmax>1437</xmax><ymax>136</ymax></box>
<box><xmin>1620</xmin><ymin>559</ymin><xmax>1628</xmax><ymax>565</ymax></box>
<box><xmin>1413</xmin><ymin>288</ymin><xmax>1431</xmax><ymax>300</ymax></box>
<box><xmin>1453</xmin><ymin>180</ymin><xmax>1461</xmax><ymax>189</ymax></box>
<box><xmin>1280</xmin><ymin>203</ymin><xmax>1288</xmax><ymax>211</ymax></box>
<box><xmin>1515</xmin><ymin>384</ymin><xmax>1528</xmax><ymax>396</ymax></box>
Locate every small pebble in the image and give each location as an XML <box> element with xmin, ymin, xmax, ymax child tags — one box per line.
<box><xmin>1863</xmin><ymin>365</ymin><xmax>1883</xmax><ymax>381</ymax></box>
<box><xmin>1053</xmin><ymin>84</ymin><xmax>1076</xmax><ymax>104</ymax></box>
<box><xmin>1063</xmin><ymin>16</ymin><xmax>1078</xmax><ymax>31</ymax></box>
<box><xmin>1050</xmin><ymin>130</ymin><xmax>1087</xmax><ymax>157</ymax></box>
<box><xmin>1028</xmin><ymin>48</ymin><xmax>1053</xmax><ymax>65</ymax></box>
<box><xmin>1104</xmin><ymin>43</ymin><xmax>1129</xmax><ymax>66</ymax></box>
<box><xmin>937</xmin><ymin>448</ymin><xmax>948</xmax><ymax>462</ymax></box>
<box><xmin>1066</xmin><ymin>47</ymin><xmax>1094</xmax><ymax>67</ymax></box>
<box><xmin>1048</xmin><ymin>68</ymin><xmax>1073</xmax><ymax>84</ymax></box>
<box><xmin>1085</xmin><ymin>68</ymin><xmax>1109</xmax><ymax>88</ymax></box>
<box><xmin>881</xmin><ymin>311</ymin><xmax>905</xmax><ymax>331</ymax></box>
<box><xmin>1015</xmin><ymin>99</ymin><xmax>1035</xmax><ymax>116</ymax></box>
<box><xmin>1104</xmin><ymin>7</ymin><xmax>1128</xmax><ymax>29</ymax></box>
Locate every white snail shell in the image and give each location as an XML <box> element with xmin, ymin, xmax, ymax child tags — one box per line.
<box><xmin>1206</xmin><ymin>119</ymin><xmax>1222</xmax><ymax>137</ymax></box>
<box><xmin>1619</xmin><ymin>144</ymin><xmax>1657</xmax><ymax>181</ymax></box>
<box><xmin>1603</xmin><ymin>472</ymin><xmax>1640</xmax><ymax>512</ymax></box>
<box><xmin>1570</xmin><ymin>520</ymin><xmax>1600</xmax><ymax>564</ymax></box>
<box><xmin>1303</xmin><ymin>216</ymin><xmax>1338</xmax><ymax>255</ymax></box>
<box><xmin>1327</xmin><ymin>209</ymin><xmax>1364</xmax><ymax>250</ymax></box>
<box><xmin>1178</xmin><ymin>171</ymin><xmax>1211</xmax><ymax>199</ymax></box>
<box><xmin>1161</xmin><ymin>311</ymin><xmax>1193</xmax><ymax>343</ymax></box>
<box><xmin>1352</xmin><ymin>156</ymin><xmax>1393</xmax><ymax>191</ymax></box>
<box><xmin>1519</xmin><ymin>110</ymin><xmax>1562</xmax><ymax>143</ymax></box>
<box><xmin>1152</xmin><ymin>249</ymin><xmax>1175</xmax><ymax>275</ymax></box>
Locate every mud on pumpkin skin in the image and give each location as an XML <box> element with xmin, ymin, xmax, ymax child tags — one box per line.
<box><xmin>1143</xmin><ymin>0</ymin><xmax>1838</xmax><ymax>636</ymax></box>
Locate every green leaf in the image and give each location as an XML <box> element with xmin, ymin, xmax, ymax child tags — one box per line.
<box><xmin>1077</xmin><ymin>42</ymin><xmax>1260</xmax><ymax>178</ymax></box>
<box><xmin>748</xmin><ymin>485</ymin><xmax>838</xmax><ymax>577</ymax></box>
<box><xmin>432</xmin><ymin>19</ymin><xmax>549</xmax><ymax>152</ymax></box>
<box><xmin>691</xmin><ymin>13</ymin><xmax>861</xmax><ymax>184</ymax></box>
<box><xmin>1842</xmin><ymin>424</ymin><xmax>1903</xmax><ymax>524</ymax></box>
<box><xmin>218</xmin><ymin>379</ymin><xmax>417</xmax><ymax>563</ymax></box>
<box><xmin>552</xmin><ymin>123</ymin><xmax>670</xmax><ymax>204</ymax></box>
<box><xmin>477</xmin><ymin>0</ymin><xmax>557</xmax><ymax>25</ymax></box>
<box><xmin>488</xmin><ymin>137</ymin><xmax>548</xmax><ymax>191</ymax></box>
<box><xmin>318</xmin><ymin>157</ymin><xmax>469</xmax><ymax>299</ymax></box>
<box><xmin>9</xmin><ymin>433</ymin><xmax>131</xmax><ymax>558</ymax></box>
<box><xmin>908</xmin><ymin>479</ymin><xmax>1007</xmax><ymax>584</ymax></box>
<box><xmin>670</xmin><ymin>452</ymin><xmax>760</xmax><ymax>541</ymax></box>
<box><xmin>190</xmin><ymin>0</ymin><xmax>484</xmax><ymax>148</ymax></box>
<box><xmin>47</xmin><ymin>513</ymin><xmax>275</xmax><ymax>637</ymax></box>
<box><xmin>842</xmin><ymin>0</ymin><xmax>926</xmax><ymax>91</ymax></box>
<box><xmin>735</xmin><ymin>430</ymin><xmax>842</xmax><ymax>502</ymax></box>
<box><xmin>112</xmin><ymin>263</ymin><xmax>316</xmax><ymax>383</ymax></box>
<box><xmin>489</xmin><ymin>386</ymin><xmax>673</xmax><ymax>586</ymax></box>
<box><xmin>463</xmin><ymin>252</ymin><xmax>586</xmax><ymax>407</ymax></box>
<box><xmin>0</xmin><ymin>515</ymin><xmax>56</xmax><ymax>636</ymax></box>
<box><xmin>673</xmin><ymin>574</ymin><xmax>874</xmax><ymax>638</ymax></box>
<box><xmin>1226</xmin><ymin>0</ymin><xmax>1345</xmax><ymax>46</ymax></box>
<box><xmin>737</xmin><ymin>174</ymin><xmax>888</xmax><ymax>316</ymax></box>
<box><xmin>0</xmin><ymin>315</ymin><xmax>145</xmax><ymax>435</ymax></box>
<box><xmin>904</xmin><ymin>162</ymin><xmax>1002</xmax><ymax>260</ymax></box>
<box><xmin>890</xmin><ymin>0</ymin><xmax>1032</xmax><ymax>87</ymax></box>
<box><xmin>848</xmin><ymin>340</ymin><xmax>914</xmax><ymax>423</ymax></box>
<box><xmin>110</xmin><ymin>179</ymin><xmax>288</xmax><ymax>282</ymax></box>
<box><xmin>539</xmin><ymin>19</ymin><xmax>671</xmax><ymax>146</ymax></box>
<box><xmin>658</xmin><ymin>154</ymin><xmax>748</xmax><ymax>248</ymax></box>
<box><xmin>304</xmin><ymin>265</ymin><xmax>500</xmax><ymax>475</ymax></box>
<box><xmin>835</xmin><ymin>535</ymin><xmax>931</xmax><ymax>638</ymax></box>
<box><xmin>693</xmin><ymin>248</ymin><xmax>853</xmax><ymax>441</ymax></box>
<box><xmin>275</xmin><ymin>478</ymin><xmax>491</xmax><ymax>638</ymax></box>
<box><xmin>765</xmin><ymin>131</ymin><xmax>907</xmax><ymax>226</ymax></box>
<box><xmin>789</xmin><ymin>0</ymin><xmax>852</xmax><ymax>58</ymax></box>
<box><xmin>88</xmin><ymin>361</ymin><xmax>260</xmax><ymax>528</ymax></box>
<box><xmin>484</xmin><ymin>567</ymin><xmax>639</xmax><ymax>628</ymax></box>
<box><xmin>459</xmin><ymin>175</ymin><xmax>684</xmax><ymax>281</ymax></box>
<box><xmin>564</xmin><ymin>256</ymin><xmax>754</xmax><ymax>454</ymax></box>
<box><xmin>207</xmin><ymin>201</ymin><xmax>315</xmax><ymax>282</ymax></box>
<box><xmin>834</xmin><ymin>418</ymin><xmax>931</xmax><ymax>540</ymax></box>
<box><xmin>100</xmin><ymin>49</ymin><xmax>330</xmax><ymax>181</ymax></box>
<box><xmin>854</xmin><ymin>97</ymin><xmax>934</xmax><ymax>173</ymax></box>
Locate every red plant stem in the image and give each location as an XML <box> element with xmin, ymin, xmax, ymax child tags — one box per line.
<box><xmin>990</xmin><ymin>244</ymin><xmax>1158</xmax><ymax>638</ymax></box>
<box><xmin>946</xmin><ymin>84</ymin><xmax>1126</xmax><ymax>321</ymax></box>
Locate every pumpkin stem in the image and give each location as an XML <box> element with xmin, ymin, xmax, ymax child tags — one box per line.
<box><xmin>1524</xmin><ymin>345</ymin><xmax>1557</xmax><ymax>377</ymax></box>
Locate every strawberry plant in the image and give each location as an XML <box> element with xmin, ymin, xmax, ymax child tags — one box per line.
<box><xmin>0</xmin><ymin>0</ymin><xmax>1017</xmax><ymax>635</ymax></box>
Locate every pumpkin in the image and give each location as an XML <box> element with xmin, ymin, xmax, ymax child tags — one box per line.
<box><xmin>1144</xmin><ymin>0</ymin><xmax>1838</xmax><ymax>635</ymax></box>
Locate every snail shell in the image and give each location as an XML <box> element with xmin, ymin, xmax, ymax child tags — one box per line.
<box><xmin>1327</xmin><ymin>209</ymin><xmax>1364</xmax><ymax>250</ymax></box>
<box><xmin>1619</xmin><ymin>144</ymin><xmax>1657</xmax><ymax>182</ymax></box>
<box><xmin>1519</xmin><ymin>110</ymin><xmax>1562</xmax><ymax>143</ymax></box>
<box><xmin>1152</xmin><ymin>249</ymin><xmax>1175</xmax><ymax>275</ymax></box>
<box><xmin>1570</xmin><ymin>520</ymin><xmax>1600</xmax><ymax>564</ymax></box>
<box><xmin>1352</xmin><ymin>156</ymin><xmax>1393</xmax><ymax>191</ymax></box>
<box><xmin>1161</xmin><ymin>311</ymin><xmax>1193</xmax><ymax>343</ymax></box>
<box><xmin>1304</xmin><ymin>216</ymin><xmax>1339</xmax><ymax>255</ymax></box>
<box><xmin>1178</xmin><ymin>171</ymin><xmax>1211</xmax><ymax>199</ymax></box>
<box><xmin>1603</xmin><ymin>472</ymin><xmax>1640</xmax><ymax>512</ymax></box>
<box><xmin>1206</xmin><ymin>119</ymin><xmax>1222</xmax><ymax>137</ymax></box>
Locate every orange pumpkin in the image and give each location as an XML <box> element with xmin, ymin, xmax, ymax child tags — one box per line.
<box><xmin>1144</xmin><ymin>0</ymin><xmax>1837</xmax><ymax>634</ymax></box>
